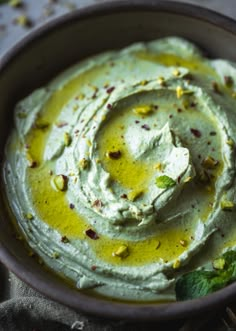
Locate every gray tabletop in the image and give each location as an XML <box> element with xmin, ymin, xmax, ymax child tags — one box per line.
<box><xmin>1</xmin><ymin>1</ymin><xmax>236</xmax><ymax>330</ymax></box>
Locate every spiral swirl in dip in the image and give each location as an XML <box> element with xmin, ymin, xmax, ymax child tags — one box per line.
<box><xmin>4</xmin><ymin>37</ymin><xmax>236</xmax><ymax>301</ymax></box>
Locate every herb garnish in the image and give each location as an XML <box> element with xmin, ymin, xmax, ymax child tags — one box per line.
<box><xmin>175</xmin><ymin>250</ymin><xmax>236</xmax><ymax>300</ymax></box>
<box><xmin>156</xmin><ymin>175</ymin><xmax>176</xmax><ymax>189</ymax></box>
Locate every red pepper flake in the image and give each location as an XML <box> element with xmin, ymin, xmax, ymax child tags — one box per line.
<box><xmin>107</xmin><ymin>150</ymin><xmax>121</xmax><ymax>159</ymax></box>
<box><xmin>190</xmin><ymin>128</ymin><xmax>202</xmax><ymax>138</ymax></box>
<box><xmin>106</xmin><ymin>86</ymin><xmax>115</xmax><ymax>94</ymax></box>
<box><xmin>135</xmin><ymin>120</ymin><xmax>140</xmax><ymax>124</ymax></box>
<box><xmin>120</xmin><ymin>194</ymin><xmax>128</xmax><ymax>199</ymax></box>
<box><xmin>107</xmin><ymin>103</ymin><xmax>112</xmax><ymax>110</ymax></box>
<box><xmin>177</xmin><ymin>176</ymin><xmax>181</xmax><ymax>183</ymax></box>
<box><xmin>210</xmin><ymin>131</ymin><xmax>217</xmax><ymax>136</ymax></box>
<box><xmin>154</xmin><ymin>105</ymin><xmax>159</xmax><ymax>110</ymax></box>
<box><xmin>207</xmin><ymin>141</ymin><xmax>211</xmax><ymax>145</ymax></box>
<box><xmin>69</xmin><ymin>203</ymin><xmax>75</xmax><ymax>209</ymax></box>
<box><xmin>169</xmin><ymin>114</ymin><xmax>173</xmax><ymax>119</ymax></box>
<box><xmin>141</xmin><ymin>124</ymin><xmax>150</xmax><ymax>131</ymax></box>
<box><xmin>56</xmin><ymin>122</ymin><xmax>68</xmax><ymax>128</ymax></box>
<box><xmin>61</xmin><ymin>236</ymin><xmax>69</xmax><ymax>243</ymax></box>
<box><xmin>91</xmin><ymin>265</ymin><xmax>97</xmax><ymax>271</ymax></box>
<box><xmin>85</xmin><ymin>229</ymin><xmax>99</xmax><ymax>240</ymax></box>
<box><xmin>177</xmin><ymin>108</ymin><xmax>182</xmax><ymax>113</ymax></box>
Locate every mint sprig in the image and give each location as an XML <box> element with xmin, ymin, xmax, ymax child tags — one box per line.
<box><xmin>175</xmin><ymin>250</ymin><xmax>236</xmax><ymax>300</ymax></box>
<box><xmin>156</xmin><ymin>175</ymin><xmax>176</xmax><ymax>189</ymax></box>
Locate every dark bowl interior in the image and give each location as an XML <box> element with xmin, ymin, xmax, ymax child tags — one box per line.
<box><xmin>1</xmin><ymin>0</ymin><xmax>236</xmax><ymax>321</ymax></box>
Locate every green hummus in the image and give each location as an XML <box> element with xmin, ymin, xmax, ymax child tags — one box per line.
<box><xmin>3</xmin><ymin>37</ymin><xmax>236</xmax><ymax>301</ymax></box>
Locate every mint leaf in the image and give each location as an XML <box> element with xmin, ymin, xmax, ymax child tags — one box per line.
<box><xmin>175</xmin><ymin>250</ymin><xmax>236</xmax><ymax>300</ymax></box>
<box><xmin>155</xmin><ymin>175</ymin><xmax>176</xmax><ymax>189</ymax></box>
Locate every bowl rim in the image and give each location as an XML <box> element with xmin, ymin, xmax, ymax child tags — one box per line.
<box><xmin>1</xmin><ymin>0</ymin><xmax>236</xmax><ymax>321</ymax></box>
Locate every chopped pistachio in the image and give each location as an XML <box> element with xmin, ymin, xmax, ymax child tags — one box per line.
<box><xmin>26</xmin><ymin>152</ymin><xmax>37</xmax><ymax>168</ymax></box>
<box><xmin>226</xmin><ymin>139</ymin><xmax>234</xmax><ymax>148</ymax></box>
<box><xmin>202</xmin><ymin>156</ymin><xmax>219</xmax><ymax>169</ymax></box>
<box><xmin>113</xmin><ymin>245</ymin><xmax>129</xmax><ymax>258</ymax></box>
<box><xmin>172</xmin><ymin>259</ymin><xmax>181</xmax><ymax>269</ymax></box>
<box><xmin>158</xmin><ymin>76</ymin><xmax>166</xmax><ymax>86</ymax></box>
<box><xmin>156</xmin><ymin>175</ymin><xmax>176</xmax><ymax>189</ymax></box>
<box><xmin>25</xmin><ymin>213</ymin><xmax>34</xmax><ymax>221</ymax></box>
<box><xmin>154</xmin><ymin>162</ymin><xmax>163</xmax><ymax>171</ymax></box>
<box><xmin>52</xmin><ymin>174</ymin><xmax>68</xmax><ymax>191</ymax></box>
<box><xmin>79</xmin><ymin>158</ymin><xmax>89</xmax><ymax>170</ymax></box>
<box><xmin>64</xmin><ymin>132</ymin><xmax>72</xmax><ymax>146</ymax></box>
<box><xmin>176</xmin><ymin>86</ymin><xmax>184</xmax><ymax>99</ymax></box>
<box><xmin>176</xmin><ymin>86</ymin><xmax>193</xmax><ymax>99</ymax></box>
<box><xmin>213</xmin><ymin>257</ymin><xmax>225</xmax><ymax>270</ymax></box>
<box><xmin>35</xmin><ymin>120</ymin><xmax>49</xmax><ymax>129</ymax></box>
<box><xmin>127</xmin><ymin>189</ymin><xmax>143</xmax><ymax>202</ymax></box>
<box><xmin>133</xmin><ymin>105</ymin><xmax>153</xmax><ymax>115</ymax></box>
<box><xmin>183</xmin><ymin>176</ymin><xmax>192</xmax><ymax>183</ymax></box>
<box><xmin>173</xmin><ymin>69</ymin><xmax>181</xmax><ymax>77</ymax></box>
<box><xmin>221</xmin><ymin>200</ymin><xmax>234</xmax><ymax>211</ymax></box>
<box><xmin>52</xmin><ymin>252</ymin><xmax>60</xmax><ymax>259</ymax></box>
<box><xmin>180</xmin><ymin>239</ymin><xmax>187</xmax><ymax>247</ymax></box>
<box><xmin>140</xmin><ymin>80</ymin><xmax>148</xmax><ymax>86</ymax></box>
<box><xmin>15</xmin><ymin>15</ymin><xmax>31</xmax><ymax>27</ymax></box>
<box><xmin>9</xmin><ymin>0</ymin><xmax>23</xmax><ymax>7</ymax></box>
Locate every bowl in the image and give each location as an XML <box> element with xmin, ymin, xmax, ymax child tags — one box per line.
<box><xmin>1</xmin><ymin>0</ymin><xmax>236</xmax><ymax>321</ymax></box>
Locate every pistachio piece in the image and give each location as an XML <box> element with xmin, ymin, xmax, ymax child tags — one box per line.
<box><xmin>64</xmin><ymin>132</ymin><xmax>72</xmax><ymax>146</ymax></box>
<box><xmin>173</xmin><ymin>69</ymin><xmax>181</xmax><ymax>77</ymax></box>
<box><xmin>213</xmin><ymin>257</ymin><xmax>225</xmax><ymax>270</ymax></box>
<box><xmin>176</xmin><ymin>86</ymin><xmax>184</xmax><ymax>99</ymax></box>
<box><xmin>172</xmin><ymin>259</ymin><xmax>181</xmax><ymax>269</ymax></box>
<box><xmin>25</xmin><ymin>213</ymin><xmax>34</xmax><ymax>221</ymax></box>
<box><xmin>202</xmin><ymin>156</ymin><xmax>219</xmax><ymax>169</ymax></box>
<box><xmin>26</xmin><ymin>152</ymin><xmax>37</xmax><ymax>168</ymax></box>
<box><xmin>79</xmin><ymin>158</ymin><xmax>89</xmax><ymax>170</ymax></box>
<box><xmin>52</xmin><ymin>174</ymin><xmax>68</xmax><ymax>191</ymax></box>
<box><xmin>127</xmin><ymin>189</ymin><xmax>143</xmax><ymax>202</ymax></box>
<box><xmin>133</xmin><ymin>105</ymin><xmax>153</xmax><ymax>115</ymax></box>
<box><xmin>221</xmin><ymin>200</ymin><xmax>234</xmax><ymax>211</ymax></box>
<box><xmin>113</xmin><ymin>245</ymin><xmax>129</xmax><ymax>258</ymax></box>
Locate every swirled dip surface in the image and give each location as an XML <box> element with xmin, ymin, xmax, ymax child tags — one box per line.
<box><xmin>4</xmin><ymin>37</ymin><xmax>236</xmax><ymax>301</ymax></box>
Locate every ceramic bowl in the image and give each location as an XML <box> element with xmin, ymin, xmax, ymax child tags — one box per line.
<box><xmin>1</xmin><ymin>0</ymin><xmax>236</xmax><ymax>321</ymax></box>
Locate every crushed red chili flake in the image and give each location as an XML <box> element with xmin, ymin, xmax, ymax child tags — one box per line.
<box><xmin>177</xmin><ymin>108</ymin><xmax>182</xmax><ymax>113</ymax></box>
<box><xmin>107</xmin><ymin>150</ymin><xmax>121</xmax><ymax>159</ymax></box>
<box><xmin>61</xmin><ymin>236</ymin><xmax>69</xmax><ymax>243</ymax></box>
<box><xmin>107</xmin><ymin>103</ymin><xmax>112</xmax><ymax>109</ymax></box>
<box><xmin>177</xmin><ymin>176</ymin><xmax>181</xmax><ymax>183</ymax></box>
<box><xmin>154</xmin><ymin>105</ymin><xmax>159</xmax><ymax>110</ymax></box>
<box><xmin>135</xmin><ymin>120</ymin><xmax>140</xmax><ymax>124</ymax></box>
<box><xmin>91</xmin><ymin>265</ymin><xmax>97</xmax><ymax>271</ymax></box>
<box><xmin>85</xmin><ymin>229</ymin><xmax>99</xmax><ymax>240</ymax></box>
<box><xmin>210</xmin><ymin>131</ymin><xmax>217</xmax><ymax>136</ymax></box>
<box><xmin>141</xmin><ymin>124</ymin><xmax>150</xmax><ymax>131</ymax></box>
<box><xmin>190</xmin><ymin>128</ymin><xmax>202</xmax><ymax>138</ymax></box>
<box><xmin>120</xmin><ymin>194</ymin><xmax>128</xmax><ymax>199</ymax></box>
<box><xmin>169</xmin><ymin>114</ymin><xmax>173</xmax><ymax>119</ymax></box>
<box><xmin>207</xmin><ymin>141</ymin><xmax>211</xmax><ymax>145</ymax></box>
<box><xmin>56</xmin><ymin>122</ymin><xmax>68</xmax><ymax>128</ymax></box>
<box><xmin>106</xmin><ymin>86</ymin><xmax>115</xmax><ymax>94</ymax></box>
<box><xmin>69</xmin><ymin>203</ymin><xmax>75</xmax><ymax>209</ymax></box>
